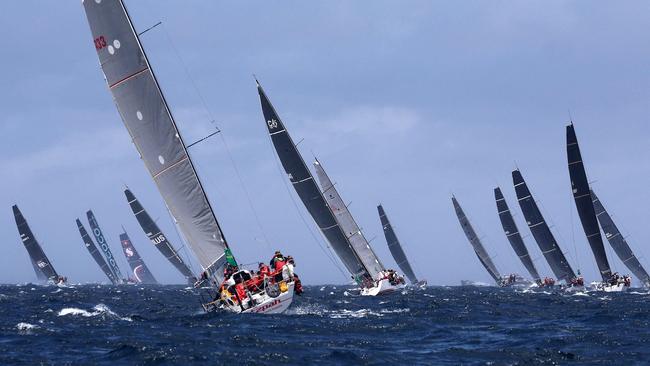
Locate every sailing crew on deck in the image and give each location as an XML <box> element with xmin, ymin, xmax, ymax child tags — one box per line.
<box><xmin>258</xmin><ymin>263</ymin><xmax>271</xmax><ymax>278</ymax></box>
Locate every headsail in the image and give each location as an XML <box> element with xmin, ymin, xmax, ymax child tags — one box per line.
<box><xmin>82</xmin><ymin>0</ymin><xmax>230</xmax><ymax>280</ymax></box>
<box><xmin>76</xmin><ymin>219</ymin><xmax>119</xmax><ymax>285</ymax></box>
<box><xmin>591</xmin><ymin>190</ymin><xmax>650</xmax><ymax>285</ymax></box>
<box><xmin>494</xmin><ymin>187</ymin><xmax>541</xmax><ymax>282</ymax></box>
<box><xmin>125</xmin><ymin>189</ymin><xmax>196</xmax><ymax>283</ymax></box>
<box><xmin>512</xmin><ymin>170</ymin><xmax>576</xmax><ymax>282</ymax></box>
<box><xmin>120</xmin><ymin>232</ymin><xmax>158</xmax><ymax>284</ymax></box>
<box><xmin>451</xmin><ymin>197</ymin><xmax>501</xmax><ymax>283</ymax></box>
<box><xmin>256</xmin><ymin>81</ymin><xmax>369</xmax><ymax>282</ymax></box>
<box><xmin>12</xmin><ymin>205</ymin><xmax>59</xmax><ymax>281</ymax></box>
<box><xmin>87</xmin><ymin>210</ymin><xmax>124</xmax><ymax>283</ymax></box>
<box><xmin>314</xmin><ymin>159</ymin><xmax>385</xmax><ymax>280</ymax></box>
<box><xmin>566</xmin><ymin>124</ymin><xmax>611</xmax><ymax>281</ymax></box>
<box><xmin>377</xmin><ymin>204</ymin><xmax>419</xmax><ymax>284</ymax></box>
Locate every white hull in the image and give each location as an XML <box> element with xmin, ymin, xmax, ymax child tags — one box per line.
<box><xmin>241</xmin><ymin>282</ymin><xmax>295</xmax><ymax>314</ymax></box>
<box><xmin>589</xmin><ymin>281</ymin><xmax>629</xmax><ymax>293</ymax></box>
<box><xmin>361</xmin><ymin>278</ymin><xmax>405</xmax><ymax>296</ymax></box>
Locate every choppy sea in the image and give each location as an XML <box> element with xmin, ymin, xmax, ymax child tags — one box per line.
<box><xmin>1</xmin><ymin>284</ymin><xmax>649</xmax><ymax>365</ymax></box>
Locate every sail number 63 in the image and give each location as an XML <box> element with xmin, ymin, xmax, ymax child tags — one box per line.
<box><xmin>94</xmin><ymin>36</ymin><xmax>107</xmax><ymax>50</ymax></box>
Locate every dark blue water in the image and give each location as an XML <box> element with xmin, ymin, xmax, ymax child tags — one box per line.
<box><xmin>1</xmin><ymin>284</ymin><xmax>649</xmax><ymax>365</ymax></box>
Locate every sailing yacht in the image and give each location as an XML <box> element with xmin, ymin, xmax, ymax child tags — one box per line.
<box><xmin>566</xmin><ymin>124</ymin><xmax>630</xmax><ymax>292</ymax></box>
<box><xmin>13</xmin><ymin>205</ymin><xmax>66</xmax><ymax>285</ymax></box>
<box><xmin>82</xmin><ymin>0</ymin><xmax>298</xmax><ymax>313</ymax></box>
<box><xmin>256</xmin><ymin>81</ymin><xmax>404</xmax><ymax>296</ymax></box>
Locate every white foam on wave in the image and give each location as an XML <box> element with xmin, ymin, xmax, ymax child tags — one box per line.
<box><xmin>319</xmin><ymin>286</ymin><xmax>326</xmax><ymax>291</ymax></box>
<box><xmin>380</xmin><ymin>308</ymin><xmax>410</xmax><ymax>314</ymax></box>
<box><xmin>57</xmin><ymin>304</ymin><xmax>132</xmax><ymax>321</ymax></box>
<box><xmin>329</xmin><ymin>308</ymin><xmax>383</xmax><ymax>319</ymax></box>
<box><xmin>571</xmin><ymin>291</ymin><xmax>589</xmax><ymax>297</ymax></box>
<box><xmin>16</xmin><ymin>322</ymin><xmax>39</xmax><ymax>332</ymax></box>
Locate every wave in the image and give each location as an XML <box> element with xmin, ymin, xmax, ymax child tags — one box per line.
<box><xmin>16</xmin><ymin>322</ymin><xmax>39</xmax><ymax>333</ymax></box>
<box><xmin>57</xmin><ymin>304</ymin><xmax>132</xmax><ymax>321</ymax></box>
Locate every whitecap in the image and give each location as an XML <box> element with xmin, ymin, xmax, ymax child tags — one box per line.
<box><xmin>57</xmin><ymin>304</ymin><xmax>132</xmax><ymax>321</ymax></box>
<box><xmin>16</xmin><ymin>322</ymin><xmax>39</xmax><ymax>332</ymax></box>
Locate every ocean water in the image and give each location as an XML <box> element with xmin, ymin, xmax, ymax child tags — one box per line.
<box><xmin>1</xmin><ymin>284</ymin><xmax>649</xmax><ymax>365</ymax></box>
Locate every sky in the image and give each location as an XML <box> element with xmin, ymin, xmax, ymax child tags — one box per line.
<box><xmin>0</xmin><ymin>1</ymin><xmax>648</xmax><ymax>285</ymax></box>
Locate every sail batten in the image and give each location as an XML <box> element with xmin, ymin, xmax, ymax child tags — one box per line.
<box><xmin>256</xmin><ymin>81</ymin><xmax>370</xmax><ymax>283</ymax></box>
<box><xmin>512</xmin><ymin>170</ymin><xmax>576</xmax><ymax>282</ymax></box>
<box><xmin>452</xmin><ymin>197</ymin><xmax>501</xmax><ymax>283</ymax></box>
<box><xmin>494</xmin><ymin>187</ymin><xmax>541</xmax><ymax>282</ymax></box>
<box><xmin>12</xmin><ymin>205</ymin><xmax>59</xmax><ymax>281</ymax></box>
<box><xmin>591</xmin><ymin>190</ymin><xmax>650</xmax><ymax>285</ymax></box>
<box><xmin>377</xmin><ymin>204</ymin><xmax>419</xmax><ymax>284</ymax></box>
<box><xmin>82</xmin><ymin>0</ymin><xmax>231</xmax><ymax>280</ymax></box>
<box><xmin>566</xmin><ymin>124</ymin><xmax>611</xmax><ymax>281</ymax></box>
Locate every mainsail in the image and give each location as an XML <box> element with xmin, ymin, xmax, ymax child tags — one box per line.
<box><xmin>313</xmin><ymin>159</ymin><xmax>385</xmax><ymax>280</ymax></box>
<box><xmin>120</xmin><ymin>232</ymin><xmax>158</xmax><ymax>284</ymax></box>
<box><xmin>76</xmin><ymin>219</ymin><xmax>119</xmax><ymax>285</ymax></box>
<box><xmin>377</xmin><ymin>204</ymin><xmax>419</xmax><ymax>284</ymax></box>
<box><xmin>451</xmin><ymin>197</ymin><xmax>501</xmax><ymax>283</ymax></box>
<box><xmin>125</xmin><ymin>189</ymin><xmax>196</xmax><ymax>283</ymax></box>
<box><xmin>12</xmin><ymin>205</ymin><xmax>59</xmax><ymax>281</ymax></box>
<box><xmin>592</xmin><ymin>190</ymin><xmax>650</xmax><ymax>285</ymax></box>
<box><xmin>82</xmin><ymin>0</ymin><xmax>231</xmax><ymax>280</ymax></box>
<box><xmin>494</xmin><ymin>187</ymin><xmax>541</xmax><ymax>282</ymax></box>
<box><xmin>566</xmin><ymin>124</ymin><xmax>611</xmax><ymax>281</ymax></box>
<box><xmin>256</xmin><ymin>81</ymin><xmax>369</xmax><ymax>282</ymax></box>
<box><xmin>512</xmin><ymin>170</ymin><xmax>576</xmax><ymax>282</ymax></box>
<box><xmin>87</xmin><ymin>210</ymin><xmax>124</xmax><ymax>282</ymax></box>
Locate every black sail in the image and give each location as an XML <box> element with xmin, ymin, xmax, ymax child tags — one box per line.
<box><xmin>120</xmin><ymin>232</ymin><xmax>158</xmax><ymax>284</ymax></box>
<box><xmin>494</xmin><ymin>187</ymin><xmax>541</xmax><ymax>282</ymax></box>
<box><xmin>13</xmin><ymin>205</ymin><xmax>59</xmax><ymax>281</ymax></box>
<box><xmin>377</xmin><ymin>204</ymin><xmax>419</xmax><ymax>284</ymax></box>
<box><xmin>513</xmin><ymin>170</ymin><xmax>576</xmax><ymax>282</ymax></box>
<box><xmin>87</xmin><ymin>210</ymin><xmax>124</xmax><ymax>282</ymax></box>
<box><xmin>30</xmin><ymin>260</ymin><xmax>48</xmax><ymax>282</ymax></box>
<box><xmin>76</xmin><ymin>219</ymin><xmax>119</xmax><ymax>285</ymax></box>
<box><xmin>452</xmin><ymin>197</ymin><xmax>501</xmax><ymax>283</ymax></box>
<box><xmin>256</xmin><ymin>81</ymin><xmax>369</xmax><ymax>282</ymax></box>
<box><xmin>567</xmin><ymin>124</ymin><xmax>611</xmax><ymax>281</ymax></box>
<box><xmin>125</xmin><ymin>189</ymin><xmax>196</xmax><ymax>284</ymax></box>
<box><xmin>592</xmin><ymin>190</ymin><xmax>649</xmax><ymax>285</ymax></box>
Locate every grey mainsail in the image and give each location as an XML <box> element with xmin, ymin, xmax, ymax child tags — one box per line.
<box><xmin>125</xmin><ymin>189</ymin><xmax>196</xmax><ymax>283</ymax></box>
<box><xmin>12</xmin><ymin>205</ymin><xmax>59</xmax><ymax>281</ymax></box>
<box><xmin>120</xmin><ymin>232</ymin><xmax>158</xmax><ymax>284</ymax></box>
<box><xmin>76</xmin><ymin>219</ymin><xmax>119</xmax><ymax>285</ymax></box>
<box><xmin>256</xmin><ymin>81</ymin><xmax>369</xmax><ymax>283</ymax></box>
<box><xmin>591</xmin><ymin>190</ymin><xmax>650</xmax><ymax>285</ymax></box>
<box><xmin>377</xmin><ymin>204</ymin><xmax>419</xmax><ymax>284</ymax></box>
<box><xmin>82</xmin><ymin>0</ymin><xmax>230</xmax><ymax>280</ymax></box>
<box><xmin>451</xmin><ymin>197</ymin><xmax>501</xmax><ymax>283</ymax></box>
<box><xmin>512</xmin><ymin>170</ymin><xmax>576</xmax><ymax>282</ymax></box>
<box><xmin>87</xmin><ymin>210</ymin><xmax>124</xmax><ymax>283</ymax></box>
<box><xmin>566</xmin><ymin>123</ymin><xmax>611</xmax><ymax>281</ymax></box>
<box><xmin>494</xmin><ymin>187</ymin><xmax>541</xmax><ymax>282</ymax></box>
<box><xmin>314</xmin><ymin>159</ymin><xmax>385</xmax><ymax>280</ymax></box>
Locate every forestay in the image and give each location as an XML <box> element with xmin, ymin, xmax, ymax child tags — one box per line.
<box><xmin>12</xmin><ymin>205</ymin><xmax>59</xmax><ymax>281</ymax></box>
<box><xmin>452</xmin><ymin>197</ymin><xmax>501</xmax><ymax>283</ymax></box>
<box><xmin>494</xmin><ymin>187</ymin><xmax>541</xmax><ymax>282</ymax></box>
<box><xmin>82</xmin><ymin>0</ymin><xmax>229</xmax><ymax>279</ymax></box>
<box><xmin>125</xmin><ymin>189</ymin><xmax>196</xmax><ymax>283</ymax></box>
<box><xmin>591</xmin><ymin>190</ymin><xmax>650</xmax><ymax>285</ymax></box>
<box><xmin>314</xmin><ymin>160</ymin><xmax>385</xmax><ymax>281</ymax></box>
<box><xmin>566</xmin><ymin>124</ymin><xmax>611</xmax><ymax>281</ymax></box>
<box><xmin>76</xmin><ymin>219</ymin><xmax>118</xmax><ymax>285</ymax></box>
<box><xmin>256</xmin><ymin>81</ymin><xmax>369</xmax><ymax>282</ymax></box>
<box><xmin>512</xmin><ymin>170</ymin><xmax>576</xmax><ymax>282</ymax></box>
<box><xmin>377</xmin><ymin>204</ymin><xmax>419</xmax><ymax>284</ymax></box>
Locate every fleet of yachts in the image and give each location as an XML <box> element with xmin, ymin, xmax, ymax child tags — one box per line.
<box><xmin>7</xmin><ymin>0</ymin><xmax>642</xmax><ymax>315</ymax></box>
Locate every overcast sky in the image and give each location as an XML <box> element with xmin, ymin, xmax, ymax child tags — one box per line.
<box><xmin>0</xmin><ymin>1</ymin><xmax>648</xmax><ymax>285</ymax></box>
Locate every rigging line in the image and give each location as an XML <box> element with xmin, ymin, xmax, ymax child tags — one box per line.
<box><xmin>266</xmin><ymin>136</ymin><xmax>348</xmax><ymax>280</ymax></box>
<box><xmin>159</xmin><ymin>22</ymin><xmax>273</xmax><ymax>252</ymax></box>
